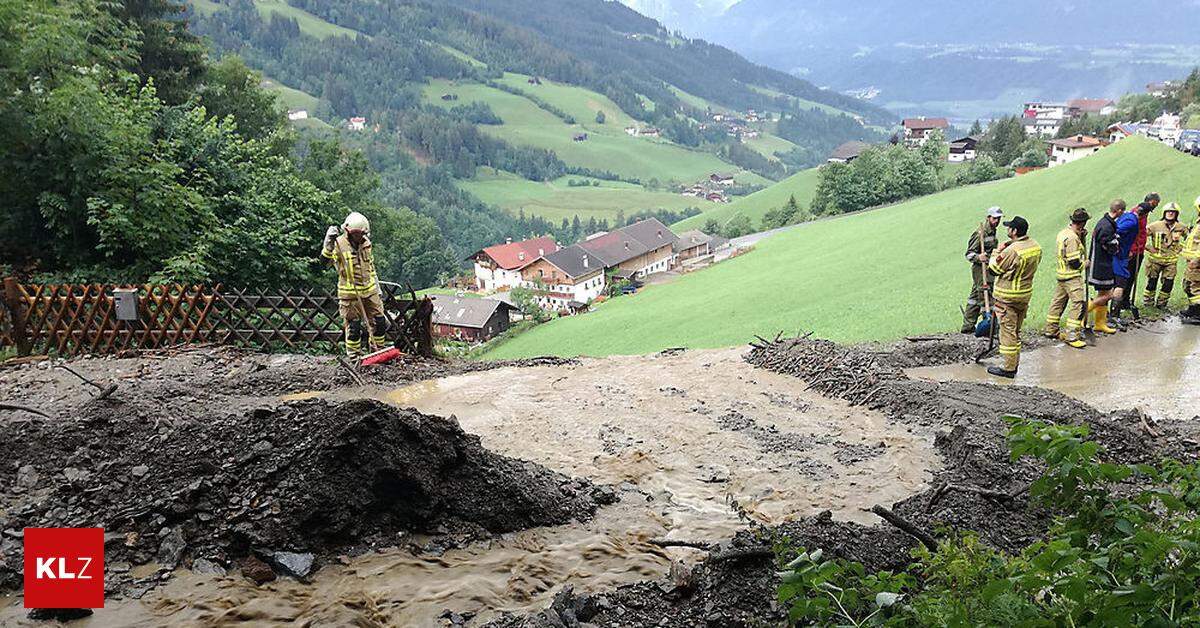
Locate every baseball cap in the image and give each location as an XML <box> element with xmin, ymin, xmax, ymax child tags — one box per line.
<box><xmin>986</xmin><ymin>206</ymin><xmax>1003</xmax><ymax>218</ymax></box>
<box><xmin>1069</xmin><ymin>208</ymin><xmax>1090</xmax><ymax>223</ymax></box>
<box><xmin>1003</xmin><ymin>216</ymin><xmax>1029</xmax><ymax>236</ymax></box>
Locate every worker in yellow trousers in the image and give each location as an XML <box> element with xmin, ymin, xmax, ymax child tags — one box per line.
<box><xmin>1183</xmin><ymin>197</ymin><xmax>1200</xmax><ymax>325</ymax></box>
<box><xmin>1044</xmin><ymin>208</ymin><xmax>1089</xmax><ymax>349</ymax></box>
<box><xmin>986</xmin><ymin>216</ymin><xmax>1043</xmax><ymax>378</ymax></box>
<box><xmin>1143</xmin><ymin>202</ymin><xmax>1190</xmax><ymax>309</ymax></box>
<box><xmin>322</xmin><ymin>212</ymin><xmax>389</xmax><ymax>356</ymax></box>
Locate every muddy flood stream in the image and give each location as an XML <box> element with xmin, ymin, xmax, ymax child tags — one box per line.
<box><xmin>909</xmin><ymin>320</ymin><xmax>1200</xmax><ymax>420</ymax></box>
<box><xmin>7</xmin><ymin>348</ymin><xmax>937</xmax><ymax>626</ymax></box>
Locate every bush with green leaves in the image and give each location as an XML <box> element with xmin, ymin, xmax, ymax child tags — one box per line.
<box><xmin>777</xmin><ymin>417</ymin><xmax>1200</xmax><ymax>626</ymax></box>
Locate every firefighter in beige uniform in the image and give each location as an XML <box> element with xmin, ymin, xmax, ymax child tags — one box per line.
<box><xmin>322</xmin><ymin>212</ymin><xmax>388</xmax><ymax>356</ymax></box>
<box><xmin>1183</xmin><ymin>198</ymin><xmax>1200</xmax><ymax>324</ymax></box>
<box><xmin>1142</xmin><ymin>202</ymin><xmax>1190</xmax><ymax>309</ymax></box>
<box><xmin>986</xmin><ymin>216</ymin><xmax>1042</xmax><ymax>379</ymax></box>
<box><xmin>1044</xmin><ymin>208</ymin><xmax>1089</xmax><ymax>349</ymax></box>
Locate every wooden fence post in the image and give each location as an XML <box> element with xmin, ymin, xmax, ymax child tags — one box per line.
<box><xmin>3</xmin><ymin>277</ymin><xmax>31</xmax><ymax>356</ymax></box>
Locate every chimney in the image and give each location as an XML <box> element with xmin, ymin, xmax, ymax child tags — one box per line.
<box><xmin>624</xmin><ymin>242</ymin><xmax>630</xmax><ymax>250</ymax></box>
<box><xmin>657</xmin><ymin>229</ymin><xmax>662</xmax><ymax>238</ymax></box>
<box><xmin>582</xmin><ymin>255</ymin><xmax>589</xmax><ymax>268</ymax></box>
<box><xmin>538</xmin><ymin>248</ymin><xmax>544</xmax><ymax>256</ymax></box>
<box><xmin>518</xmin><ymin>252</ymin><xmax>525</xmax><ymax>261</ymax></box>
<box><xmin>505</xmin><ymin>238</ymin><xmax>512</xmax><ymax>244</ymax></box>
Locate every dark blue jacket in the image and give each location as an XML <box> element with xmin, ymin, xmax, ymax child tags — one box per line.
<box><xmin>1114</xmin><ymin>212</ymin><xmax>1139</xmax><ymax>278</ymax></box>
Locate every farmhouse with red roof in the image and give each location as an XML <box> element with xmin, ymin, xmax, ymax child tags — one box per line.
<box><xmin>469</xmin><ymin>236</ymin><xmax>558</xmax><ymax>291</ymax></box>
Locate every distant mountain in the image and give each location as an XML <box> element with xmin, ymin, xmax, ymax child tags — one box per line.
<box><xmin>617</xmin><ymin>0</ymin><xmax>733</xmax><ymax>33</ymax></box>
<box><xmin>687</xmin><ymin>0</ymin><xmax>1200</xmax><ymax>120</ymax></box>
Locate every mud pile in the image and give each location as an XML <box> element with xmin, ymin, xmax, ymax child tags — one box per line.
<box><xmin>488</xmin><ymin>335</ymin><xmax>1200</xmax><ymax>627</ymax></box>
<box><xmin>0</xmin><ymin>398</ymin><xmax>609</xmax><ymax>596</ymax></box>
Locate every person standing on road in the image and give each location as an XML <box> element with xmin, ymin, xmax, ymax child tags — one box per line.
<box><xmin>1044</xmin><ymin>208</ymin><xmax>1090</xmax><ymax>349</ymax></box>
<box><xmin>1182</xmin><ymin>197</ymin><xmax>1200</xmax><ymax>324</ymax></box>
<box><xmin>1143</xmin><ymin>202</ymin><xmax>1190</xmax><ymax>309</ymax></box>
<box><xmin>1087</xmin><ymin>200</ymin><xmax>1124</xmax><ymax>334</ymax></box>
<box><xmin>986</xmin><ymin>216</ymin><xmax>1042</xmax><ymax>379</ymax></box>
<box><xmin>1114</xmin><ymin>193</ymin><xmax>1157</xmax><ymax>315</ymax></box>
<box><xmin>960</xmin><ymin>206</ymin><xmax>1003</xmax><ymax>334</ymax></box>
<box><xmin>322</xmin><ymin>212</ymin><xmax>389</xmax><ymax>357</ymax></box>
<box><xmin>1108</xmin><ymin>201</ymin><xmax>1142</xmax><ymax>326</ymax></box>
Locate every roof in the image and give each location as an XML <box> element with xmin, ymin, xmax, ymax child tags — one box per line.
<box><xmin>1108</xmin><ymin>122</ymin><xmax>1145</xmax><ymax>135</ymax></box>
<box><xmin>829</xmin><ymin>140</ymin><xmax>870</xmax><ymax>161</ymax></box>
<box><xmin>1049</xmin><ymin>135</ymin><xmax>1104</xmax><ymax>149</ymax></box>
<box><xmin>578</xmin><ymin>230</ymin><xmax>651</xmax><ymax>266</ymax></box>
<box><xmin>540</xmin><ymin>244</ymin><xmax>601</xmax><ymax>279</ymax></box>
<box><xmin>430</xmin><ymin>295</ymin><xmax>511</xmax><ymax>329</ymax></box>
<box><xmin>1023</xmin><ymin>118</ymin><xmax>1061</xmax><ymax>127</ymax></box>
<box><xmin>902</xmin><ymin>117</ymin><xmax>949</xmax><ymax>131</ymax></box>
<box><xmin>473</xmin><ymin>236</ymin><xmax>558</xmax><ymax>270</ymax></box>
<box><xmin>673</xmin><ymin>230</ymin><xmax>714</xmax><ymax>252</ymax></box>
<box><xmin>1067</xmin><ymin>98</ymin><xmax>1114</xmax><ymax>112</ymax></box>
<box><xmin>619</xmin><ymin>218</ymin><xmax>678</xmax><ymax>251</ymax></box>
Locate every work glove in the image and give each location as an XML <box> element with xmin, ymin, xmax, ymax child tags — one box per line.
<box><xmin>324</xmin><ymin>225</ymin><xmax>339</xmax><ymax>246</ymax></box>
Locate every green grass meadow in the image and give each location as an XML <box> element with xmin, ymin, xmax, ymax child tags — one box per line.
<box><xmin>194</xmin><ymin>0</ymin><xmax>362</xmax><ymax>40</ymax></box>
<box><xmin>484</xmin><ymin>138</ymin><xmax>1200</xmax><ymax>359</ymax></box>
<box><xmin>461</xmin><ymin>170</ymin><xmax>714</xmax><ymax>223</ymax></box>
<box><xmin>422</xmin><ymin>76</ymin><xmax>745</xmax><ymax>183</ymax></box>
<box><xmin>674</xmin><ymin>167</ymin><xmax>821</xmax><ymax>231</ymax></box>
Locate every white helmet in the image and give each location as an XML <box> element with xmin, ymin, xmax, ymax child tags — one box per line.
<box><xmin>342</xmin><ymin>211</ymin><xmax>370</xmax><ymax>234</ymax></box>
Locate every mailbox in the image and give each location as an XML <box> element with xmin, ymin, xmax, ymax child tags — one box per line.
<box><xmin>113</xmin><ymin>288</ymin><xmax>139</xmax><ymax>321</ymax></box>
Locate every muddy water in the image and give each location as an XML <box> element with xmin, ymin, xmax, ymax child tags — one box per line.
<box><xmin>3</xmin><ymin>348</ymin><xmax>937</xmax><ymax>626</ymax></box>
<box><xmin>909</xmin><ymin>320</ymin><xmax>1200</xmax><ymax>420</ymax></box>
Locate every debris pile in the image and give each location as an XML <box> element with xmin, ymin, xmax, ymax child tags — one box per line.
<box><xmin>491</xmin><ymin>335</ymin><xmax>1200</xmax><ymax>627</ymax></box>
<box><xmin>0</xmin><ymin>398</ymin><xmax>610</xmax><ymax>595</ymax></box>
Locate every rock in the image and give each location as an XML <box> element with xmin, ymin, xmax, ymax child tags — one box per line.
<box><xmin>240</xmin><ymin>555</ymin><xmax>276</xmax><ymax>584</ymax></box>
<box><xmin>191</xmin><ymin>558</ymin><xmax>227</xmax><ymax>576</ymax></box>
<box><xmin>156</xmin><ymin>527</ymin><xmax>186</xmax><ymax>569</ymax></box>
<box><xmin>27</xmin><ymin>608</ymin><xmax>94</xmax><ymax>622</ymax></box>
<box><xmin>268</xmin><ymin>551</ymin><xmax>314</xmax><ymax>578</ymax></box>
<box><xmin>130</xmin><ymin>464</ymin><xmax>149</xmax><ymax>478</ymax></box>
<box><xmin>62</xmin><ymin>467</ymin><xmax>89</xmax><ymax>483</ymax></box>
<box><xmin>590</xmin><ymin>485</ymin><xmax>618</xmax><ymax>505</ymax></box>
<box><xmin>16</xmin><ymin>464</ymin><xmax>39</xmax><ymax>488</ymax></box>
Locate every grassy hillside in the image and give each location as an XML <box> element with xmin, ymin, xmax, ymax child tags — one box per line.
<box><xmin>462</xmin><ymin>170</ymin><xmax>713</xmax><ymax>222</ymax></box>
<box><xmin>674</xmin><ymin>167</ymin><xmax>821</xmax><ymax>231</ymax></box>
<box><xmin>193</xmin><ymin>0</ymin><xmax>362</xmax><ymax>39</ymax></box>
<box><xmin>484</xmin><ymin>137</ymin><xmax>1198</xmax><ymax>359</ymax></box>
<box><xmin>422</xmin><ymin>75</ymin><xmax>752</xmax><ymax>184</ymax></box>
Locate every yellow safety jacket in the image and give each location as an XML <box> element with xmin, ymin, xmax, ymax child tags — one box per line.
<box><xmin>1145</xmin><ymin>220</ymin><xmax>1190</xmax><ymax>264</ymax></box>
<box><xmin>1184</xmin><ymin>223</ymin><xmax>1200</xmax><ymax>264</ymax></box>
<box><xmin>990</xmin><ymin>235</ymin><xmax>1042</xmax><ymax>302</ymax></box>
<box><xmin>1054</xmin><ymin>227</ymin><xmax>1085</xmax><ymax>280</ymax></box>
<box><xmin>322</xmin><ymin>234</ymin><xmax>380</xmax><ymax>298</ymax></box>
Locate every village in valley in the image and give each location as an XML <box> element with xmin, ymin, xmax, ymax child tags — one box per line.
<box><xmin>429</xmin><ymin>218</ymin><xmax>730</xmax><ymax>345</ymax></box>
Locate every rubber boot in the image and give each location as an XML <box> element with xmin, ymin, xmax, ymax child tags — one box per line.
<box><xmin>1093</xmin><ymin>305</ymin><xmax>1117</xmax><ymax>334</ymax></box>
<box><xmin>1183</xmin><ymin>305</ymin><xmax>1200</xmax><ymax>326</ymax></box>
<box><xmin>987</xmin><ymin>365</ymin><xmax>1016</xmax><ymax>379</ymax></box>
<box><xmin>1058</xmin><ymin>331</ymin><xmax>1086</xmax><ymax>349</ymax></box>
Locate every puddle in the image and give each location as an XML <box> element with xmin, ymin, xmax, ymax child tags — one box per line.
<box><xmin>909</xmin><ymin>319</ymin><xmax>1200</xmax><ymax>420</ymax></box>
<box><xmin>2</xmin><ymin>348</ymin><xmax>938</xmax><ymax>626</ymax></box>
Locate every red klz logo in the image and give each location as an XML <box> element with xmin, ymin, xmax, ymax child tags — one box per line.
<box><xmin>23</xmin><ymin>528</ymin><xmax>105</xmax><ymax>609</ymax></box>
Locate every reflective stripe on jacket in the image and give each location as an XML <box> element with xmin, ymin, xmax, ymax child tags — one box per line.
<box><xmin>1145</xmin><ymin>220</ymin><xmax>1190</xmax><ymax>264</ymax></box>
<box><xmin>990</xmin><ymin>235</ymin><xmax>1043</xmax><ymax>302</ymax></box>
<box><xmin>1055</xmin><ymin>227</ymin><xmax>1085</xmax><ymax>280</ymax></box>
<box><xmin>322</xmin><ymin>234</ymin><xmax>379</xmax><ymax>298</ymax></box>
<box><xmin>1184</xmin><ymin>223</ymin><xmax>1200</xmax><ymax>262</ymax></box>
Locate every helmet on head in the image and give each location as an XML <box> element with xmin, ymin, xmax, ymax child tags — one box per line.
<box><xmin>342</xmin><ymin>212</ymin><xmax>370</xmax><ymax>234</ymax></box>
<box><xmin>1162</xmin><ymin>201</ymin><xmax>1180</xmax><ymax>218</ymax></box>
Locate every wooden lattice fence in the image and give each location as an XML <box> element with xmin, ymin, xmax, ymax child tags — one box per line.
<box><xmin>0</xmin><ymin>279</ymin><xmax>420</xmax><ymax>357</ymax></box>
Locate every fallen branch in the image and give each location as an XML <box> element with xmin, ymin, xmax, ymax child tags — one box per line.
<box><xmin>0</xmin><ymin>403</ymin><xmax>51</xmax><ymax>418</ymax></box>
<box><xmin>1136</xmin><ymin>408</ymin><xmax>1160</xmax><ymax>438</ymax></box>
<box><xmin>869</xmin><ymin>505</ymin><xmax>937</xmax><ymax>552</ymax></box>
<box><xmin>649</xmin><ymin>539</ymin><xmax>712</xmax><ymax>551</ymax></box>
<box><xmin>56</xmin><ymin>365</ymin><xmax>118</xmax><ymax>400</ymax></box>
<box><xmin>926</xmin><ymin>481</ymin><xmax>1032</xmax><ymax>512</ymax></box>
<box><xmin>337</xmin><ymin>357</ymin><xmax>367</xmax><ymax>387</ymax></box>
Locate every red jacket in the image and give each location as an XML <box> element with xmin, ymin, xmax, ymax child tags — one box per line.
<box><xmin>1129</xmin><ymin>204</ymin><xmax>1151</xmax><ymax>255</ymax></box>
